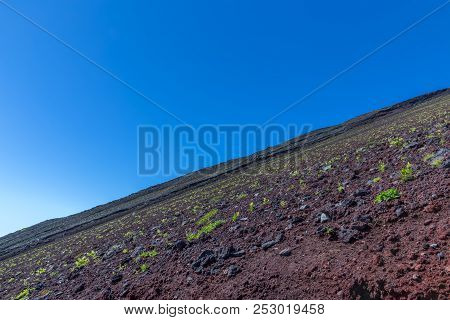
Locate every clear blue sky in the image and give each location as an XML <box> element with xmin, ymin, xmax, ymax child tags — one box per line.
<box><xmin>0</xmin><ymin>0</ymin><xmax>449</xmax><ymax>237</ymax></box>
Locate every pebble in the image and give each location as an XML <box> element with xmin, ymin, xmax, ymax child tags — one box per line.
<box><xmin>227</xmin><ymin>265</ymin><xmax>241</xmax><ymax>277</ymax></box>
<box><xmin>279</xmin><ymin>248</ymin><xmax>292</xmax><ymax>257</ymax></box>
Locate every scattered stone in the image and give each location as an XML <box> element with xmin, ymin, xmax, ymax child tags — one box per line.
<box><xmin>74</xmin><ymin>283</ymin><xmax>85</xmax><ymax>293</ymax></box>
<box><xmin>279</xmin><ymin>248</ymin><xmax>292</xmax><ymax>257</ymax></box>
<box><xmin>103</xmin><ymin>244</ymin><xmax>124</xmax><ymax>259</ymax></box>
<box><xmin>227</xmin><ymin>265</ymin><xmax>241</xmax><ymax>277</ymax></box>
<box><xmin>131</xmin><ymin>246</ymin><xmax>144</xmax><ymax>258</ymax></box>
<box><xmin>299</xmin><ymin>204</ymin><xmax>310</xmax><ymax>210</ymax></box>
<box><xmin>429</xmin><ymin>243</ymin><xmax>438</xmax><ymax>249</ymax></box>
<box><xmin>261</xmin><ymin>240</ymin><xmax>277</xmax><ymax>250</ymax></box>
<box><xmin>173</xmin><ymin>240</ymin><xmax>187</xmax><ymax>251</ymax></box>
<box><xmin>338</xmin><ymin>227</ymin><xmax>359</xmax><ymax>243</ymax></box>
<box><xmin>111</xmin><ymin>274</ymin><xmax>123</xmax><ymax>285</ymax></box>
<box><xmin>394</xmin><ymin>207</ymin><xmax>406</xmax><ymax>218</ymax></box>
<box><xmin>275</xmin><ymin>232</ymin><xmax>285</xmax><ymax>242</ymax></box>
<box><xmin>192</xmin><ymin>250</ymin><xmax>216</xmax><ymax>273</ymax></box>
<box><xmin>291</xmin><ymin>216</ymin><xmax>303</xmax><ymax>224</ymax></box>
<box><xmin>412</xmin><ymin>274</ymin><xmax>421</xmax><ymax>282</ymax></box>
<box><xmin>319</xmin><ymin>212</ymin><xmax>331</xmax><ymax>223</ymax></box>
<box><xmin>437</xmin><ymin>252</ymin><xmax>445</xmax><ymax>260</ymax></box>
<box><xmin>353</xmin><ymin>189</ymin><xmax>370</xmax><ymax>197</ymax></box>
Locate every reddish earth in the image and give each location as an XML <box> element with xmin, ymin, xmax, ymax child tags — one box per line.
<box><xmin>0</xmin><ymin>90</ymin><xmax>448</xmax><ymax>300</ymax></box>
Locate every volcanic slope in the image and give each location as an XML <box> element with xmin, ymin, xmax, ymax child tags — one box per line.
<box><xmin>0</xmin><ymin>89</ymin><xmax>449</xmax><ymax>300</ymax></box>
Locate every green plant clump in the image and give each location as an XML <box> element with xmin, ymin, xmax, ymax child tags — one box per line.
<box><xmin>140</xmin><ymin>264</ymin><xmax>149</xmax><ymax>273</ymax></box>
<box><xmin>374</xmin><ymin>188</ymin><xmax>400</xmax><ymax>203</ymax></box>
<box><xmin>187</xmin><ymin>220</ymin><xmax>225</xmax><ymax>241</ymax></box>
<box><xmin>15</xmin><ymin>288</ymin><xmax>30</xmax><ymax>300</ymax></box>
<box><xmin>249</xmin><ymin>202</ymin><xmax>255</xmax><ymax>213</ymax></box>
<box><xmin>196</xmin><ymin>209</ymin><xmax>218</xmax><ymax>226</ymax></box>
<box><xmin>389</xmin><ymin>137</ymin><xmax>405</xmax><ymax>148</ymax></box>
<box><xmin>431</xmin><ymin>158</ymin><xmax>443</xmax><ymax>168</ymax></box>
<box><xmin>337</xmin><ymin>183</ymin><xmax>345</xmax><ymax>193</ymax></box>
<box><xmin>400</xmin><ymin>162</ymin><xmax>414</xmax><ymax>182</ymax></box>
<box><xmin>140</xmin><ymin>249</ymin><xmax>158</xmax><ymax>258</ymax></box>
<box><xmin>372</xmin><ymin>177</ymin><xmax>382</xmax><ymax>183</ymax></box>
<box><xmin>36</xmin><ymin>268</ymin><xmax>46</xmax><ymax>275</ymax></box>
<box><xmin>378</xmin><ymin>162</ymin><xmax>386</xmax><ymax>173</ymax></box>
<box><xmin>231</xmin><ymin>212</ymin><xmax>240</xmax><ymax>222</ymax></box>
<box><xmin>74</xmin><ymin>256</ymin><xmax>90</xmax><ymax>269</ymax></box>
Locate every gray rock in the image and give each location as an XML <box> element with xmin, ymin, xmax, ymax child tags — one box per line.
<box><xmin>319</xmin><ymin>212</ymin><xmax>331</xmax><ymax>223</ymax></box>
<box><xmin>261</xmin><ymin>240</ymin><xmax>277</xmax><ymax>250</ymax></box>
<box><xmin>173</xmin><ymin>240</ymin><xmax>187</xmax><ymax>251</ymax></box>
<box><xmin>299</xmin><ymin>204</ymin><xmax>310</xmax><ymax>210</ymax></box>
<box><xmin>227</xmin><ymin>265</ymin><xmax>241</xmax><ymax>277</ymax></box>
<box><xmin>279</xmin><ymin>248</ymin><xmax>292</xmax><ymax>256</ymax></box>
<box><xmin>131</xmin><ymin>246</ymin><xmax>144</xmax><ymax>258</ymax></box>
<box><xmin>395</xmin><ymin>207</ymin><xmax>406</xmax><ymax>218</ymax></box>
<box><xmin>111</xmin><ymin>273</ymin><xmax>123</xmax><ymax>285</ymax></box>
<box><xmin>103</xmin><ymin>244</ymin><xmax>124</xmax><ymax>259</ymax></box>
<box><xmin>353</xmin><ymin>189</ymin><xmax>370</xmax><ymax>197</ymax></box>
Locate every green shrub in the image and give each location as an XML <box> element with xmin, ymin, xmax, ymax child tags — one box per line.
<box><xmin>140</xmin><ymin>249</ymin><xmax>158</xmax><ymax>258</ymax></box>
<box><xmin>36</xmin><ymin>268</ymin><xmax>46</xmax><ymax>275</ymax></box>
<box><xmin>237</xmin><ymin>193</ymin><xmax>247</xmax><ymax>200</ymax></box>
<box><xmin>372</xmin><ymin>177</ymin><xmax>381</xmax><ymax>183</ymax></box>
<box><xmin>378</xmin><ymin>162</ymin><xmax>386</xmax><ymax>173</ymax></box>
<box><xmin>262</xmin><ymin>197</ymin><xmax>270</xmax><ymax>205</ymax></box>
<box><xmin>249</xmin><ymin>202</ymin><xmax>255</xmax><ymax>213</ymax></box>
<box><xmin>431</xmin><ymin>158</ymin><xmax>443</xmax><ymax>168</ymax></box>
<box><xmin>231</xmin><ymin>212</ymin><xmax>240</xmax><ymax>222</ymax></box>
<box><xmin>140</xmin><ymin>264</ymin><xmax>149</xmax><ymax>273</ymax></box>
<box><xmin>374</xmin><ymin>188</ymin><xmax>400</xmax><ymax>203</ymax></box>
<box><xmin>423</xmin><ymin>153</ymin><xmax>434</xmax><ymax>162</ymax></box>
<box><xmin>400</xmin><ymin>162</ymin><xmax>414</xmax><ymax>182</ymax></box>
<box><xmin>389</xmin><ymin>137</ymin><xmax>405</xmax><ymax>148</ymax></box>
<box><xmin>187</xmin><ymin>220</ymin><xmax>225</xmax><ymax>241</ymax></box>
<box><xmin>280</xmin><ymin>200</ymin><xmax>288</xmax><ymax>208</ymax></box>
<box><xmin>197</xmin><ymin>209</ymin><xmax>218</xmax><ymax>226</ymax></box>
<box><xmin>74</xmin><ymin>256</ymin><xmax>89</xmax><ymax>269</ymax></box>
<box><xmin>337</xmin><ymin>183</ymin><xmax>344</xmax><ymax>193</ymax></box>
<box><xmin>15</xmin><ymin>288</ymin><xmax>30</xmax><ymax>300</ymax></box>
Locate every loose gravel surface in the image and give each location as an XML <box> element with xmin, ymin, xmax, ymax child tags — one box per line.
<box><xmin>0</xmin><ymin>90</ymin><xmax>448</xmax><ymax>300</ymax></box>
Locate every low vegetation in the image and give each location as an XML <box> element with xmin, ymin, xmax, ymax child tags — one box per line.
<box><xmin>374</xmin><ymin>188</ymin><xmax>400</xmax><ymax>203</ymax></box>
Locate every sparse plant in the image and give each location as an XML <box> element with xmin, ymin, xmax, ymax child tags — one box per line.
<box><xmin>324</xmin><ymin>226</ymin><xmax>335</xmax><ymax>236</ymax></box>
<box><xmin>197</xmin><ymin>209</ymin><xmax>218</xmax><ymax>226</ymax></box>
<box><xmin>372</xmin><ymin>177</ymin><xmax>382</xmax><ymax>183</ymax></box>
<box><xmin>249</xmin><ymin>202</ymin><xmax>255</xmax><ymax>213</ymax></box>
<box><xmin>140</xmin><ymin>264</ymin><xmax>149</xmax><ymax>273</ymax></box>
<box><xmin>280</xmin><ymin>200</ymin><xmax>287</xmax><ymax>208</ymax></box>
<box><xmin>378</xmin><ymin>162</ymin><xmax>386</xmax><ymax>173</ymax></box>
<box><xmin>374</xmin><ymin>188</ymin><xmax>400</xmax><ymax>203</ymax></box>
<box><xmin>74</xmin><ymin>256</ymin><xmax>89</xmax><ymax>269</ymax></box>
<box><xmin>140</xmin><ymin>249</ymin><xmax>158</xmax><ymax>258</ymax></box>
<box><xmin>187</xmin><ymin>220</ymin><xmax>225</xmax><ymax>241</ymax></box>
<box><xmin>231</xmin><ymin>212</ymin><xmax>240</xmax><ymax>222</ymax></box>
<box><xmin>400</xmin><ymin>162</ymin><xmax>414</xmax><ymax>182</ymax></box>
<box><xmin>262</xmin><ymin>197</ymin><xmax>270</xmax><ymax>205</ymax></box>
<box><xmin>15</xmin><ymin>288</ymin><xmax>30</xmax><ymax>300</ymax></box>
<box><xmin>337</xmin><ymin>183</ymin><xmax>344</xmax><ymax>193</ymax></box>
<box><xmin>423</xmin><ymin>153</ymin><xmax>434</xmax><ymax>162</ymax></box>
<box><xmin>389</xmin><ymin>137</ymin><xmax>405</xmax><ymax>148</ymax></box>
<box><xmin>36</xmin><ymin>268</ymin><xmax>46</xmax><ymax>275</ymax></box>
<box><xmin>431</xmin><ymin>158</ymin><xmax>443</xmax><ymax>168</ymax></box>
<box><xmin>237</xmin><ymin>193</ymin><xmax>247</xmax><ymax>200</ymax></box>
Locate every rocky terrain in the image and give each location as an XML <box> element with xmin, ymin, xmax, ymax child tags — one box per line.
<box><xmin>0</xmin><ymin>89</ymin><xmax>448</xmax><ymax>300</ymax></box>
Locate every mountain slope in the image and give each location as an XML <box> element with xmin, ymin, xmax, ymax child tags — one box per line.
<box><xmin>0</xmin><ymin>89</ymin><xmax>448</xmax><ymax>300</ymax></box>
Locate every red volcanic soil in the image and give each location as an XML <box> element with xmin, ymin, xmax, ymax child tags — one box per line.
<box><xmin>0</xmin><ymin>90</ymin><xmax>449</xmax><ymax>300</ymax></box>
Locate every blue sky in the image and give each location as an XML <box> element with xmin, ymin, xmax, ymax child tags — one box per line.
<box><xmin>0</xmin><ymin>0</ymin><xmax>449</xmax><ymax>237</ymax></box>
